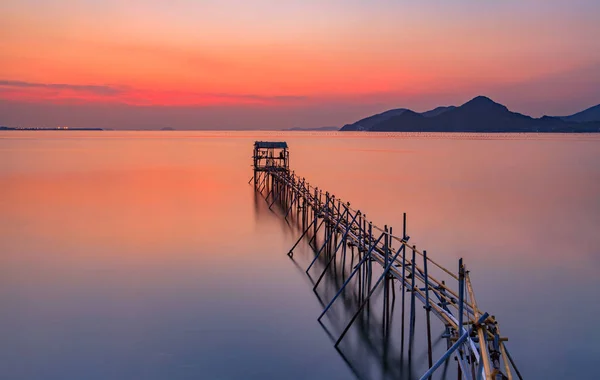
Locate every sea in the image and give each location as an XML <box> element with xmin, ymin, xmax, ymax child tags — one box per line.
<box><xmin>1</xmin><ymin>131</ymin><xmax>599</xmax><ymax>379</ymax></box>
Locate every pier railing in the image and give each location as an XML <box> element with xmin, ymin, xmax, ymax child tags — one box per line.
<box><xmin>251</xmin><ymin>141</ymin><xmax>522</xmax><ymax>380</ymax></box>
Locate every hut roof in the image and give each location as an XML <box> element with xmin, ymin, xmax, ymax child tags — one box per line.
<box><xmin>254</xmin><ymin>141</ymin><xmax>288</xmax><ymax>149</ymax></box>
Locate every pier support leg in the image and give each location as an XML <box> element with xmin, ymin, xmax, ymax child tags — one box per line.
<box><xmin>335</xmin><ymin>245</ymin><xmax>406</xmax><ymax>347</ymax></box>
<box><xmin>313</xmin><ymin>208</ymin><xmax>360</xmax><ymax>289</ymax></box>
<box><xmin>424</xmin><ymin>250</ymin><xmax>433</xmax><ymax>370</ymax></box>
<box><xmin>287</xmin><ymin>219</ymin><xmax>316</xmax><ymax>257</ymax></box>
<box><xmin>306</xmin><ymin>206</ymin><xmax>350</xmax><ymax>274</ymax></box>
<box><xmin>317</xmin><ymin>233</ymin><xmax>386</xmax><ymax>321</ymax></box>
<box><xmin>409</xmin><ymin>245</ymin><xmax>417</xmax><ymax>359</ymax></box>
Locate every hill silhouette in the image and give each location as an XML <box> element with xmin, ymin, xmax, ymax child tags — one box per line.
<box><xmin>420</xmin><ymin>105</ymin><xmax>456</xmax><ymax>118</ymax></box>
<box><xmin>341</xmin><ymin>108</ymin><xmax>408</xmax><ymax>131</ymax></box>
<box><xmin>559</xmin><ymin>104</ymin><xmax>600</xmax><ymax>123</ymax></box>
<box><xmin>340</xmin><ymin>96</ymin><xmax>600</xmax><ymax>132</ymax></box>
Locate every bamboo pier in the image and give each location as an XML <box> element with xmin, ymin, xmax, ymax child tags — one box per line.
<box><xmin>250</xmin><ymin>141</ymin><xmax>522</xmax><ymax>380</ymax></box>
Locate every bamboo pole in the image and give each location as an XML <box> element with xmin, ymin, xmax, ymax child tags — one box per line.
<box><xmin>465</xmin><ymin>271</ymin><xmax>493</xmax><ymax>380</ymax></box>
<box><xmin>254</xmin><ymin>151</ymin><xmax>514</xmax><ymax>380</ymax></box>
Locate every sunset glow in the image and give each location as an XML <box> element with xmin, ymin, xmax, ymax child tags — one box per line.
<box><xmin>1</xmin><ymin>1</ymin><xmax>600</xmax><ymax>128</ymax></box>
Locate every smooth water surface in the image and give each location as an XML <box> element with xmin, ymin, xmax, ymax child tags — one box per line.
<box><xmin>1</xmin><ymin>131</ymin><xmax>599</xmax><ymax>379</ymax></box>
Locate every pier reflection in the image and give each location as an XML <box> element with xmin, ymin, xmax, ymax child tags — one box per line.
<box><xmin>256</xmin><ymin>183</ymin><xmax>449</xmax><ymax>380</ymax></box>
<box><xmin>250</xmin><ymin>139</ymin><xmax>519</xmax><ymax>380</ymax></box>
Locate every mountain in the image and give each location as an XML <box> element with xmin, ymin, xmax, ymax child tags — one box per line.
<box><xmin>340</xmin><ymin>108</ymin><xmax>408</xmax><ymax>131</ymax></box>
<box><xmin>420</xmin><ymin>106</ymin><xmax>456</xmax><ymax>118</ymax></box>
<box><xmin>340</xmin><ymin>106</ymin><xmax>455</xmax><ymax>131</ymax></box>
<box><xmin>559</xmin><ymin>104</ymin><xmax>600</xmax><ymax>123</ymax></box>
<box><xmin>341</xmin><ymin>96</ymin><xmax>600</xmax><ymax>133</ymax></box>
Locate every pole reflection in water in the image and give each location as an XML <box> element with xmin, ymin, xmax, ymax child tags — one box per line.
<box><xmin>250</xmin><ymin>141</ymin><xmax>519</xmax><ymax>380</ymax></box>
<box><xmin>256</xmin><ymin>187</ymin><xmax>428</xmax><ymax>379</ymax></box>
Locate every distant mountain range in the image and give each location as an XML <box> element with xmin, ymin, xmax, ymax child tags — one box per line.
<box><xmin>340</xmin><ymin>96</ymin><xmax>600</xmax><ymax>132</ymax></box>
<box><xmin>557</xmin><ymin>104</ymin><xmax>600</xmax><ymax>123</ymax></box>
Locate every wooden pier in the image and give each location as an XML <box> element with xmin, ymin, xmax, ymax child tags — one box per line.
<box><xmin>251</xmin><ymin>141</ymin><xmax>522</xmax><ymax>380</ymax></box>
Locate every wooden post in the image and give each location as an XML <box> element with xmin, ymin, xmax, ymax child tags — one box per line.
<box><xmin>424</xmin><ymin>250</ymin><xmax>433</xmax><ymax>370</ymax></box>
<box><xmin>383</xmin><ymin>225</ymin><xmax>389</xmax><ymax>333</ymax></box>
<box><xmin>401</xmin><ymin>213</ymin><xmax>406</xmax><ymax>358</ymax></box>
<box><xmin>409</xmin><ymin>244</ymin><xmax>416</xmax><ymax>359</ymax></box>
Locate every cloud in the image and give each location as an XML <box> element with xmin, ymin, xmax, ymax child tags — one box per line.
<box><xmin>196</xmin><ymin>93</ymin><xmax>308</xmax><ymax>102</ymax></box>
<box><xmin>0</xmin><ymin>80</ymin><xmax>124</xmax><ymax>95</ymax></box>
<box><xmin>0</xmin><ymin>79</ymin><xmax>311</xmax><ymax>106</ymax></box>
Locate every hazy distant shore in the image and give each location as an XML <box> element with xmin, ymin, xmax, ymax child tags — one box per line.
<box><xmin>0</xmin><ymin>127</ymin><xmax>103</xmax><ymax>131</ymax></box>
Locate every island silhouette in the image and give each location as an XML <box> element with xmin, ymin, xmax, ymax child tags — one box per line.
<box><xmin>340</xmin><ymin>96</ymin><xmax>600</xmax><ymax>132</ymax></box>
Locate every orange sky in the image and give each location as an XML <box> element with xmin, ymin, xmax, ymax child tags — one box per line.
<box><xmin>1</xmin><ymin>1</ymin><xmax>599</xmax><ymax>128</ymax></box>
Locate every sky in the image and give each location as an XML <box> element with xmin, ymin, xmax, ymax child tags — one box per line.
<box><xmin>1</xmin><ymin>0</ymin><xmax>600</xmax><ymax>129</ymax></box>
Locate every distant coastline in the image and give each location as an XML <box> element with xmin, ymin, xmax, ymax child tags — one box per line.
<box><xmin>0</xmin><ymin>126</ymin><xmax>103</xmax><ymax>131</ymax></box>
<box><xmin>3</xmin><ymin>96</ymin><xmax>600</xmax><ymax>133</ymax></box>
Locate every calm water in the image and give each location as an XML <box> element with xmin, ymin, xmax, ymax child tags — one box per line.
<box><xmin>1</xmin><ymin>131</ymin><xmax>599</xmax><ymax>380</ymax></box>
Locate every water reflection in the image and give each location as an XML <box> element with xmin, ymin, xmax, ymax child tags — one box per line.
<box><xmin>254</xmin><ymin>176</ymin><xmax>454</xmax><ymax>380</ymax></box>
<box><xmin>1</xmin><ymin>131</ymin><xmax>599</xmax><ymax>379</ymax></box>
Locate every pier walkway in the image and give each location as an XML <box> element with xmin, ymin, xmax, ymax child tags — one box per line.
<box><xmin>250</xmin><ymin>141</ymin><xmax>521</xmax><ymax>380</ymax></box>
